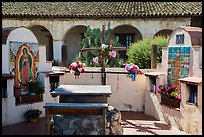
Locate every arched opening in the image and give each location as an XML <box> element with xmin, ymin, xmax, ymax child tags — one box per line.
<box><xmin>154</xmin><ymin>29</ymin><xmax>173</xmax><ymax>38</ymax></box>
<box><xmin>29</xmin><ymin>25</ymin><xmax>53</xmax><ymax>61</ymax></box>
<box><xmin>63</xmin><ymin>25</ymin><xmax>87</xmax><ymax>66</ymax></box>
<box><xmin>110</xmin><ymin>25</ymin><xmax>142</xmax><ymax>59</ymax></box>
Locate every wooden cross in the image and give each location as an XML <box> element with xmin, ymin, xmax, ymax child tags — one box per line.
<box><xmin>80</xmin><ymin>24</ymin><xmax>126</xmax><ymax>85</ymax></box>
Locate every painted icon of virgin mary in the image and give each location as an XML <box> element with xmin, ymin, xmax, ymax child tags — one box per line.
<box><xmin>19</xmin><ymin>48</ymin><xmax>32</xmax><ymax>92</ymax></box>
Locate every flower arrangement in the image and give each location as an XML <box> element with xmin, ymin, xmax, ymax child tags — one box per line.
<box><xmin>68</xmin><ymin>60</ymin><xmax>85</xmax><ymax>77</ymax></box>
<box><xmin>156</xmin><ymin>84</ymin><xmax>181</xmax><ymax>100</ymax></box>
<box><xmin>24</xmin><ymin>109</ymin><xmax>42</xmax><ymax>122</ymax></box>
<box><xmin>93</xmin><ymin>44</ymin><xmax>116</xmax><ymax>63</ymax></box>
<box><xmin>125</xmin><ymin>63</ymin><xmax>143</xmax><ymax>81</ymax></box>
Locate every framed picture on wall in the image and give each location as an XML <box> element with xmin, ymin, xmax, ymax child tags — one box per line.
<box><xmin>176</xmin><ymin>34</ymin><xmax>184</xmax><ymax>44</ymax></box>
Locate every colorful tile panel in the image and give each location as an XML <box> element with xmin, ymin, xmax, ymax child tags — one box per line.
<box><xmin>167</xmin><ymin>46</ymin><xmax>190</xmax><ymax>86</ymax></box>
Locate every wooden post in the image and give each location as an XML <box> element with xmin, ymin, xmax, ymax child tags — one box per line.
<box><xmin>45</xmin><ymin>108</ymin><xmax>51</xmax><ymax>135</ymax></box>
<box><xmin>102</xmin><ymin>24</ymin><xmax>106</xmax><ymax>44</ymax></box>
<box><xmin>101</xmin><ymin>24</ymin><xmax>106</xmax><ymax>85</ymax></box>
<box><xmin>151</xmin><ymin>44</ymin><xmax>157</xmax><ymax>69</ymax></box>
<box><xmin>101</xmin><ymin>57</ymin><xmax>106</xmax><ymax>85</ymax></box>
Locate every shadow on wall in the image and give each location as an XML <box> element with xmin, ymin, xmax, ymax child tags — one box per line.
<box><xmin>160</xmin><ymin>105</ymin><xmax>183</xmax><ymax>131</ymax></box>
<box><xmin>154</xmin><ymin>122</ymin><xmax>171</xmax><ymax>130</ymax></box>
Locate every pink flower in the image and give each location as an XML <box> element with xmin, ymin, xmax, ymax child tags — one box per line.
<box><xmin>131</xmin><ymin>67</ymin><xmax>137</xmax><ymax>73</ymax></box>
<box><xmin>156</xmin><ymin>88</ymin><xmax>162</xmax><ymax>93</ymax></box>
<box><xmin>175</xmin><ymin>94</ymin><xmax>181</xmax><ymax>99</ymax></box>
<box><xmin>158</xmin><ymin>85</ymin><xmax>163</xmax><ymax>89</ymax></box>
<box><xmin>109</xmin><ymin>51</ymin><xmax>116</xmax><ymax>58</ymax></box>
<box><xmin>93</xmin><ymin>57</ymin><xmax>98</xmax><ymax>63</ymax></box>
<box><xmin>125</xmin><ymin>64</ymin><xmax>130</xmax><ymax>71</ymax></box>
<box><xmin>176</xmin><ymin>86</ymin><xmax>181</xmax><ymax>90</ymax></box>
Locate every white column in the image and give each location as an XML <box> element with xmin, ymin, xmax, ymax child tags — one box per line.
<box><xmin>2</xmin><ymin>44</ymin><xmax>10</xmax><ymax>74</ymax></box>
<box><xmin>53</xmin><ymin>40</ymin><xmax>64</xmax><ymax>62</ymax></box>
<box><xmin>39</xmin><ymin>46</ymin><xmax>52</xmax><ymax>72</ymax></box>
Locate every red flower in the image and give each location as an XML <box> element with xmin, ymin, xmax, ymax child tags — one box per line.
<box><xmin>138</xmin><ymin>70</ymin><xmax>143</xmax><ymax>74</ymax></box>
<box><xmin>158</xmin><ymin>85</ymin><xmax>162</xmax><ymax>89</ymax></box>
<box><xmin>78</xmin><ymin>63</ymin><xmax>82</xmax><ymax>68</ymax></box>
<box><xmin>100</xmin><ymin>50</ymin><xmax>106</xmax><ymax>57</ymax></box>
<box><xmin>76</xmin><ymin>60</ymin><xmax>79</xmax><ymax>65</ymax></box>
<box><xmin>81</xmin><ymin>69</ymin><xmax>85</xmax><ymax>73</ymax></box>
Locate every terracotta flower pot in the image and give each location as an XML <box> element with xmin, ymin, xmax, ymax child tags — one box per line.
<box><xmin>29</xmin><ymin>118</ymin><xmax>38</xmax><ymax>122</ymax></box>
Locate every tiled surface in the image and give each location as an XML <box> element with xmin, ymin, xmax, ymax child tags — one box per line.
<box><xmin>167</xmin><ymin>46</ymin><xmax>190</xmax><ymax>86</ymax></box>
<box><xmin>2</xmin><ymin>111</ymin><xmax>191</xmax><ymax>135</ymax></box>
<box><xmin>2</xmin><ymin>2</ymin><xmax>202</xmax><ymax>18</ymax></box>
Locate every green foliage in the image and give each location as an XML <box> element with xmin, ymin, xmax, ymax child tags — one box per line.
<box><xmin>24</xmin><ymin>109</ymin><xmax>42</xmax><ymax>120</ymax></box>
<box><xmin>52</xmin><ymin>59</ymin><xmax>62</xmax><ymax>66</ymax></box>
<box><xmin>127</xmin><ymin>36</ymin><xmax>169</xmax><ymax>69</ymax></box>
<box><xmin>27</xmin><ymin>80</ymin><xmax>44</xmax><ymax>94</ymax></box>
<box><xmin>77</xmin><ymin>22</ymin><xmax>122</xmax><ymax>67</ymax></box>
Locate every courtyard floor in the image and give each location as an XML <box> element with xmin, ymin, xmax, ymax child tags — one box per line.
<box><xmin>2</xmin><ymin>111</ymin><xmax>191</xmax><ymax>135</ymax></box>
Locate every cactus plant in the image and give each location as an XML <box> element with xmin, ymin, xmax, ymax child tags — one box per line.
<box><xmin>78</xmin><ymin>23</ymin><xmax>123</xmax><ymax>67</ymax></box>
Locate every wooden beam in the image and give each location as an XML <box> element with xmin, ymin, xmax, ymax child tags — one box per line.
<box><xmin>80</xmin><ymin>48</ymin><xmax>99</xmax><ymax>52</ymax></box>
<box><xmin>80</xmin><ymin>47</ymin><xmax>126</xmax><ymax>53</ymax></box>
<box><xmin>112</xmin><ymin>47</ymin><xmax>127</xmax><ymax>51</ymax></box>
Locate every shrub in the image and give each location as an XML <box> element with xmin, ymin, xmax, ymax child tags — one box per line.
<box><xmin>24</xmin><ymin>109</ymin><xmax>42</xmax><ymax>120</ymax></box>
<box><xmin>27</xmin><ymin>80</ymin><xmax>44</xmax><ymax>95</ymax></box>
<box><xmin>127</xmin><ymin>36</ymin><xmax>169</xmax><ymax>69</ymax></box>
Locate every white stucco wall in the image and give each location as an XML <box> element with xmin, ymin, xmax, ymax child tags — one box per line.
<box><xmin>60</xmin><ymin>69</ymin><xmax>147</xmax><ymax>112</ymax></box>
<box><xmin>2</xmin><ymin>27</ymin><xmax>39</xmax><ymax>74</ymax></box>
<box><xmin>2</xmin><ymin>44</ymin><xmax>9</xmax><ymax>74</ymax></box>
<box><xmin>168</xmin><ymin>28</ymin><xmax>192</xmax><ymax>47</ymax></box>
<box><xmin>192</xmin><ymin>47</ymin><xmax>202</xmax><ymax>77</ymax></box>
<box><xmin>2</xmin><ymin>27</ymin><xmax>54</xmax><ymax>127</ymax></box>
<box><xmin>2</xmin><ymin>77</ymin><xmax>58</xmax><ymax>127</ymax></box>
<box><xmin>38</xmin><ymin>46</ymin><xmax>52</xmax><ymax>72</ymax></box>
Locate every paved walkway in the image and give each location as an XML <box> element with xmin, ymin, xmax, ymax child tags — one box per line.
<box><xmin>2</xmin><ymin>111</ymin><xmax>191</xmax><ymax>135</ymax></box>
<box><xmin>121</xmin><ymin>111</ymin><xmax>191</xmax><ymax>135</ymax></box>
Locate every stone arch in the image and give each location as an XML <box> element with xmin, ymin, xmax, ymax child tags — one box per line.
<box><xmin>110</xmin><ymin>24</ymin><xmax>142</xmax><ymax>59</ymax></box>
<box><xmin>63</xmin><ymin>25</ymin><xmax>87</xmax><ymax>66</ymax></box>
<box><xmin>154</xmin><ymin>29</ymin><xmax>173</xmax><ymax>38</ymax></box>
<box><xmin>28</xmin><ymin>25</ymin><xmax>54</xmax><ymax>61</ymax></box>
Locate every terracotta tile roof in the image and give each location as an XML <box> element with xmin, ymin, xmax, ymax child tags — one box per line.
<box><xmin>182</xmin><ymin>27</ymin><xmax>202</xmax><ymax>46</ymax></box>
<box><xmin>2</xmin><ymin>2</ymin><xmax>202</xmax><ymax>18</ymax></box>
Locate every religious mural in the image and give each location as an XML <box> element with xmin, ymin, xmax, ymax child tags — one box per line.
<box><xmin>167</xmin><ymin>46</ymin><xmax>190</xmax><ymax>86</ymax></box>
<box><xmin>10</xmin><ymin>41</ymin><xmax>39</xmax><ymax>96</ymax></box>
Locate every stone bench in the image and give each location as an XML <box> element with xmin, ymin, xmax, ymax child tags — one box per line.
<box><xmin>44</xmin><ymin>103</ymin><xmax>108</xmax><ymax>135</ymax></box>
<box><xmin>50</xmin><ymin>85</ymin><xmax>112</xmax><ymax>103</ymax></box>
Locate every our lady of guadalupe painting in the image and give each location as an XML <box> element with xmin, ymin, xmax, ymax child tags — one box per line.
<box><xmin>10</xmin><ymin>41</ymin><xmax>39</xmax><ymax>96</ymax></box>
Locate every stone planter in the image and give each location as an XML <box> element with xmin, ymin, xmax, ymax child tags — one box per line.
<box><xmin>16</xmin><ymin>94</ymin><xmax>43</xmax><ymax>104</ymax></box>
<box><xmin>161</xmin><ymin>95</ymin><xmax>181</xmax><ymax>108</ymax></box>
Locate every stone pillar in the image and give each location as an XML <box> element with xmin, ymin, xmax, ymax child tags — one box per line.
<box><xmin>53</xmin><ymin>40</ymin><xmax>64</xmax><ymax>62</ymax></box>
<box><xmin>151</xmin><ymin>44</ymin><xmax>157</xmax><ymax>69</ymax></box>
<box><xmin>2</xmin><ymin>44</ymin><xmax>9</xmax><ymax>74</ymax></box>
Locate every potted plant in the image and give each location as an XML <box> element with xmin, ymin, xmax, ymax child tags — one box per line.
<box><xmin>27</xmin><ymin>80</ymin><xmax>44</xmax><ymax>95</ymax></box>
<box><xmin>156</xmin><ymin>84</ymin><xmax>181</xmax><ymax>108</ymax></box>
<box><xmin>24</xmin><ymin>109</ymin><xmax>42</xmax><ymax>122</ymax></box>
